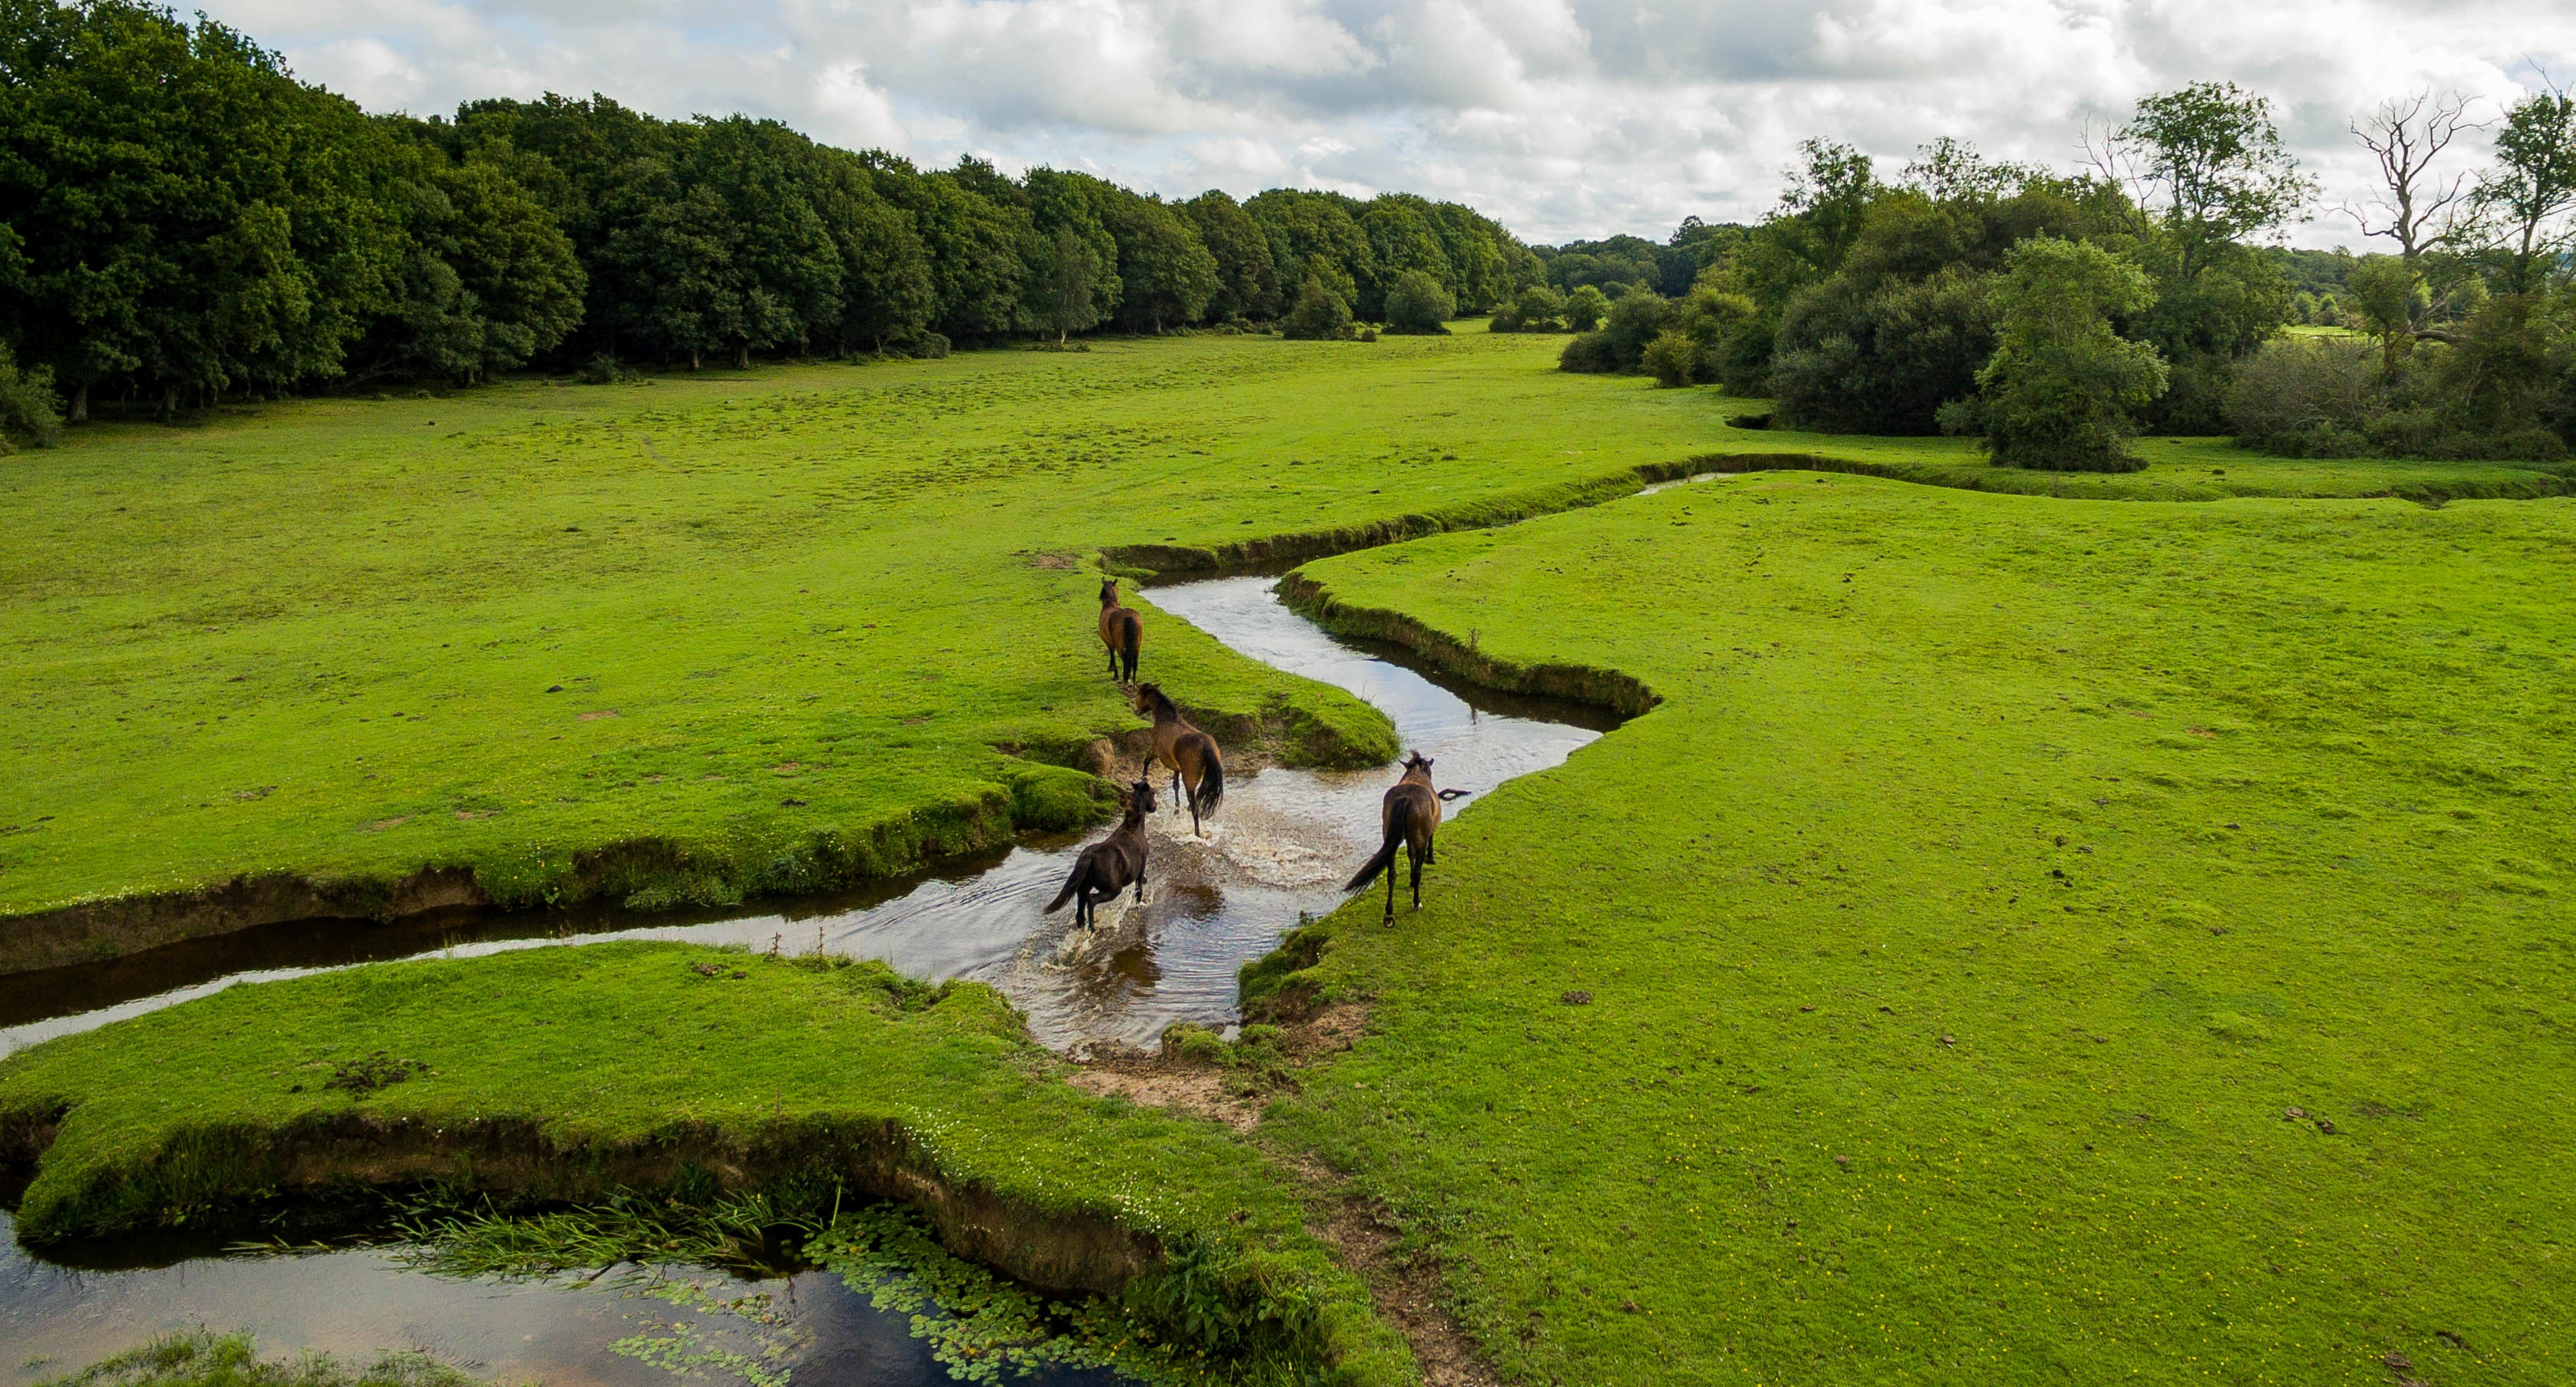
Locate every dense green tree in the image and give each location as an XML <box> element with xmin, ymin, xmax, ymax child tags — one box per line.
<box><xmin>1281</xmin><ymin>275</ymin><xmax>1353</xmax><ymax>341</ymax></box>
<box><xmin>808</xmin><ymin>147</ymin><xmax>934</xmax><ymax>355</ymax></box>
<box><xmin>1021</xmin><ymin>169</ymin><xmax>1123</xmax><ymax>329</ymax></box>
<box><xmin>1245</xmin><ymin>190</ymin><xmax>1372</xmax><ymax>310</ymax></box>
<box><xmin>0</xmin><ymin>0</ymin><xmax>402</xmax><ymax>414</ymax></box>
<box><xmin>1031</xmin><ymin>226</ymin><xmax>1103</xmax><ymax>346</ymax></box>
<box><xmin>1106</xmin><ymin>193</ymin><xmax>1218</xmax><ymax>332</ymax></box>
<box><xmin>1773</xmin><ymin>269</ymin><xmax>1997</xmax><ymax>432</ymax></box>
<box><xmin>1492</xmin><ymin>284</ymin><xmax>1563</xmax><ymax>332</ymax></box>
<box><xmin>2345</xmin><ymin>253</ymin><xmax>2426</xmax><ymax>378</ymax></box>
<box><xmin>1950</xmin><ymin>237</ymin><xmax>2168</xmax><ymax>471</ymax></box>
<box><xmin>1184</xmin><ymin>190</ymin><xmax>1280</xmax><ymax>321</ymax></box>
<box><xmin>2097</xmin><ymin>81</ymin><xmax>2314</xmax><ymax>282</ymax></box>
<box><xmin>1563</xmin><ymin>285</ymin><xmax>1611</xmax><ymax>332</ymax></box>
<box><xmin>1382</xmin><ymin>269</ymin><xmax>1455</xmax><ymax>334</ymax></box>
<box><xmin>352</xmin><ymin>127</ymin><xmax>585</xmax><ymax>383</ymax></box>
<box><xmin>2469</xmin><ymin>86</ymin><xmax>2576</xmax><ymax>293</ymax></box>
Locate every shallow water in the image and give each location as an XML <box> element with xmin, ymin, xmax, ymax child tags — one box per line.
<box><xmin>1</xmin><ymin>576</ymin><xmax>1610</xmax><ymax>1058</ymax></box>
<box><xmin>0</xmin><ymin>1212</ymin><xmax>1120</xmax><ymax>1387</ymax></box>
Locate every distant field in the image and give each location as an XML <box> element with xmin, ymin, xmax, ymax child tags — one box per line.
<box><xmin>4</xmin><ymin>325</ymin><xmax>2562</xmax><ymax>937</ymax></box>
<box><xmin>1270</xmin><ymin>473</ymin><xmax>2574</xmax><ymax>1385</ymax></box>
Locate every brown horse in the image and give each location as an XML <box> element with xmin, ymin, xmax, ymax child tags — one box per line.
<box><xmin>1130</xmin><ymin>682</ymin><xmax>1225</xmax><ymax>837</ymax></box>
<box><xmin>1044</xmin><ymin>778</ymin><xmax>1156</xmax><ymax>930</ymax></box>
<box><xmin>1098</xmin><ymin>577</ymin><xmax>1142</xmax><ymax>682</ymax></box>
<box><xmin>1344</xmin><ymin>751</ymin><xmax>1468</xmax><ymax>923</ymax></box>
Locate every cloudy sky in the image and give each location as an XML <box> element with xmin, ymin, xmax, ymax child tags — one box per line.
<box><xmin>213</xmin><ymin>0</ymin><xmax>2576</xmax><ymax>247</ymax></box>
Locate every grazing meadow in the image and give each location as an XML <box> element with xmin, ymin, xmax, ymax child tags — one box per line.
<box><xmin>5</xmin><ymin>325</ymin><xmax>2571</xmax><ymax>1384</ymax></box>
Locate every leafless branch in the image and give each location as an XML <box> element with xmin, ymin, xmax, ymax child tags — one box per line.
<box><xmin>2338</xmin><ymin>90</ymin><xmax>2483</xmax><ymax>259</ymax></box>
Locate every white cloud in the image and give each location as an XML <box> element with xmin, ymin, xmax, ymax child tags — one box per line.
<box><xmin>216</xmin><ymin>0</ymin><xmax>2576</xmax><ymax>245</ymax></box>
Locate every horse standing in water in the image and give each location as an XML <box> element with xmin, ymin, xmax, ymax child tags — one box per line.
<box><xmin>1098</xmin><ymin>577</ymin><xmax>1142</xmax><ymax>682</ymax></box>
<box><xmin>1044</xmin><ymin>778</ymin><xmax>1156</xmax><ymax>931</ymax></box>
<box><xmin>1130</xmin><ymin>682</ymin><xmax>1225</xmax><ymax>837</ymax></box>
<box><xmin>1345</xmin><ymin>751</ymin><xmax>1468</xmax><ymax>924</ymax></box>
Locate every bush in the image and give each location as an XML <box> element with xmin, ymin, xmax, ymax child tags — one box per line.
<box><xmin>574</xmin><ymin>352</ymin><xmax>636</xmax><ymax>385</ymax></box>
<box><xmin>0</xmin><ymin>343</ymin><xmax>64</xmax><ymax>451</ymax></box>
<box><xmin>1771</xmin><ymin>269</ymin><xmax>1997</xmax><ymax>434</ymax></box>
<box><xmin>1382</xmin><ymin>270</ymin><xmax>1456</xmax><ymax>335</ymax></box>
<box><xmin>1563</xmin><ymin>285</ymin><xmax>1611</xmax><ymax>332</ymax></box>
<box><xmin>1967</xmin><ymin>237</ymin><xmax>2166</xmax><ymax>472</ymax></box>
<box><xmin>1641</xmin><ymin>330</ymin><xmax>1700</xmax><ymax>388</ymax></box>
<box><xmin>2225</xmin><ymin>336</ymin><xmax>2377</xmax><ymax>454</ymax></box>
<box><xmin>1558</xmin><ymin>332</ymin><xmax>1621</xmax><ymax>373</ymax></box>
<box><xmin>1504</xmin><ymin>285</ymin><xmax>1564</xmax><ymax>332</ymax></box>
<box><xmin>1601</xmin><ymin>288</ymin><xmax>1668</xmax><ymax>362</ymax></box>
<box><xmin>1281</xmin><ymin>276</ymin><xmax>1354</xmax><ymax>341</ymax></box>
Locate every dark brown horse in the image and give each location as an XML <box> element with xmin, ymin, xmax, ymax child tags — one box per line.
<box><xmin>1098</xmin><ymin>577</ymin><xmax>1142</xmax><ymax>682</ymax></box>
<box><xmin>1044</xmin><ymin>778</ymin><xmax>1156</xmax><ymax>930</ymax></box>
<box><xmin>1344</xmin><ymin>751</ymin><xmax>1468</xmax><ymax>923</ymax></box>
<box><xmin>1130</xmin><ymin>682</ymin><xmax>1225</xmax><ymax>837</ymax></box>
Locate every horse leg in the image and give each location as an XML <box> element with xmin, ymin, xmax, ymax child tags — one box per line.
<box><xmin>1410</xmin><ymin>843</ymin><xmax>1423</xmax><ymax>910</ymax></box>
<box><xmin>1384</xmin><ymin>860</ymin><xmax>1397</xmax><ymax>925</ymax></box>
<box><xmin>1133</xmin><ymin>870</ymin><xmax>1146</xmax><ymax>903</ymax></box>
<box><xmin>1186</xmin><ymin>768</ymin><xmax>1203</xmax><ymax>837</ymax></box>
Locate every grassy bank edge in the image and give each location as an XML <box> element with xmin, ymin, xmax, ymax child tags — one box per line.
<box><xmin>0</xmin><ymin>945</ymin><xmax>1419</xmax><ymax>1387</ymax></box>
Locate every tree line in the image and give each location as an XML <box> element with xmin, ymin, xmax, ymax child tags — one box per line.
<box><xmin>0</xmin><ymin>0</ymin><xmax>1537</xmax><ymax>444</ymax></box>
<box><xmin>1537</xmin><ymin>82</ymin><xmax>2576</xmax><ymax>471</ymax></box>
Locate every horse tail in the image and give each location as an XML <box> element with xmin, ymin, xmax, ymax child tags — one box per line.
<box><xmin>1195</xmin><ymin>743</ymin><xmax>1224</xmax><ymax>819</ymax></box>
<box><xmin>1043</xmin><ymin>860</ymin><xmax>1084</xmax><ymax>914</ymax></box>
<box><xmin>1120</xmin><ymin>611</ymin><xmax>1141</xmax><ymax>671</ymax></box>
<box><xmin>1344</xmin><ymin>795</ymin><xmax>1414</xmax><ymax>892</ymax></box>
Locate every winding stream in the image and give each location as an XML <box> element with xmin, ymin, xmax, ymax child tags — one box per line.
<box><xmin>0</xmin><ymin>575</ymin><xmax>1614</xmax><ymax>1383</ymax></box>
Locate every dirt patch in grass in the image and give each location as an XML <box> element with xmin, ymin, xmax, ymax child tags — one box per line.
<box><xmin>1309</xmin><ymin>1195</ymin><xmax>1501</xmax><ymax>1387</ymax></box>
<box><xmin>1068</xmin><ymin>1058</ymin><xmax>1262</xmax><ymax>1133</ymax></box>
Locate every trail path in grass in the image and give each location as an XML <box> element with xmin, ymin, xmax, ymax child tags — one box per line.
<box><xmin>1262</xmin><ymin>473</ymin><xmax>2574</xmax><ymax>1385</ymax></box>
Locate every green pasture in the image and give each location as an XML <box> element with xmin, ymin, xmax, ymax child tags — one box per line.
<box><xmin>1266</xmin><ymin>474</ymin><xmax>2574</xmax><ymax>1385</ymax></box>
<box><xmin>3</xmin><ymin>323</ymin><xmax>2564</xmax><ymax>933</ymax></box>
<box><xmin>5</xmin><ymin>327</ymin><xmax>2573</xmax><ymax>1385</ymax></box>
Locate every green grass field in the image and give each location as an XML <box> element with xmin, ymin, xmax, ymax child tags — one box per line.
<box><xmin>5</xmin><ymin>326</ymin><xmax>2573</xmax><ymax>1385</ymax></box>
<box><xmin>5</xmin><ymin>325</ymin><xmax>2564</xmax><ymax>939</ymax></box>
<box><xmin>1267</xmin><ymin>473</ymin><xmax>2574</xmax><ymax>1384</ymax></box>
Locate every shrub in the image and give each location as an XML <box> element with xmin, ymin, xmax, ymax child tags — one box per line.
<box><xmin>1557</xmin><ymin>332</ymin><xmax>1621</xmax><ymax>373</ymax></box>
<box><xmin>1772</xmin><ymin>269</ymin><xmax>1997</xmax><ymax>434</ymax></box>
<box><xmin>1967</xmin><ymin>237</ymin><xmax>2166</xmax><ymax>472</ymax></box>
<box><xmin>1641</xmin><ymin>330</ymin><xmax>1700</xmax><ymax>388</ymax></box>
<box><xmin>2225</xmin><ymin>336</ymin><xmax>2378</xmax><ymax>454</ymax></box>
<box><xmin>1281</xmin><ymin>276</ymin><xmax>1354</xmax><ymax>341</ymax></box>
<box><xmin>0</xmin><ymin>344</ymin><xmax>64</xmax><ymax>451</ymax></box>
<box><xmin>1382</xmin><ymin>270</ymin><xmax>1456</xmax><ymax>335</ymax></box>
<box><xmin>1508</xmin><ymin>285</ymin><xmax>1564</xmax><ymax>332</ymax></box>
<box><xmin>1601</xmin><ymin>288</ymin><xmax>1669</xmax><ymax>362</ymax></box>
<box><xmin>1563</xmin><ymin>285</ymin><xmax>1611</xmax><ymax>332</ymax></box>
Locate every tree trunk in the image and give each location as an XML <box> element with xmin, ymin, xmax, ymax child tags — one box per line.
<box><xmin>737</xmin><ymin>343</ymin><xmax>750</xmax><ymax>370</ymax></box>
<box><xmin>161</xmin><ymin>384</ymin><xmax>177</xmax><ymax>418</ymax></box>
<box><xmin>69</xmin><ymin>381</ymin><xmax>87</xmax><ymax>424</ymax></box>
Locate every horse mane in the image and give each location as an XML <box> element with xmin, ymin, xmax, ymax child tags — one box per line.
<box><xmin>1140</xmin><ymin>683</ymin><xmax>1178</xmax><ymax>717</ymax></box>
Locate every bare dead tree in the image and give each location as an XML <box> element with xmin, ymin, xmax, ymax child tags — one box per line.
<box><xmin>2340</xmin><ymin>91</ymin><xmax>2482</xmax><ymax>260</ymax></box>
